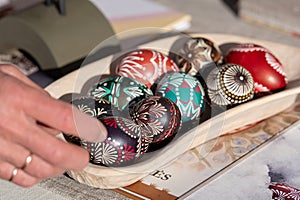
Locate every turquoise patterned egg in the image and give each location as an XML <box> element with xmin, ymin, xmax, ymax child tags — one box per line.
<box><xmin>89</xmin><ymin>76</ymin><xmax>153</xmax><ymax>111</ymax></box>
<box><xmin>155</xmin><ymin>72</ymin><xmax>206</xmax><ymax>123</ymax></box>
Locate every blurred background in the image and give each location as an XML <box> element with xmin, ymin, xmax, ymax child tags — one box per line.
<box><xmin>0</xmin><ymin>0</ymin><xmax>299</xmax><ymax>86</ymax></box>
<box><xmin>0</xmin><ymin>1</ymin><xmax>300</xmax><ymax>199</ymax></box>
<box><xmin>153</xmin><ymin>0</ymin><xmax>300</xmax><ymax>48</ymax></box>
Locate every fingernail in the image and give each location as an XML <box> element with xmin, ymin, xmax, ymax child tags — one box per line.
<box><xmin>73</xmin><ymin>108</ymin><xmax>108</xmax><ymax>142</ymax></box>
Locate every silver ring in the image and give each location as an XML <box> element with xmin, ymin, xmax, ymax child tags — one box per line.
<box><xmin>21</xmin><ymin>153</ymin><xmax>33</xmax><ymax>170</ymax></box>
<box><xmin>9</xmin><ymin>168</ymin><xmax>18</xmax><ymax>182</ymax></box>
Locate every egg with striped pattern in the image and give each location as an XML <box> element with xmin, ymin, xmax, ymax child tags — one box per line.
<box><xmin>116</xmin><ymin>49</ymin><xmax>179</xmax><ymax>88</ymax></box>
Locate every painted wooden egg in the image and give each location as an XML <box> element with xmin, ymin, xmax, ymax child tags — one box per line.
<box><xmin>89</xmin><ymin>76</ymin><xmax>153</xmax><ymax>111</ymax></box>
<box><xmin>81</xmin><ymin>116</ymin><xmax>150</xmax><ymax>167</ymax></box>
<box><xmin>116</xmin><ymin>49</ymin><xmax>179</xmax><ymax>88</ymax></box>
<box><xmin>225</xmin><ymin>43</ymin><xmax>287</xmax><ymax>93</ymax></box>
<box><xmin>207</xmin><ymin>64</ymin><xmax>255</xmax><ymax>106</ymax></box>
<box><xmin>63</xmin><ymin>96</ymin><xmax>116</xmax><ymax>145</ymax></box>
<box><xmin>169</xmin><ymin>37</ymin><xmax>223</xmax><ymax>76</ymax></box>
<box><xmin>71</xmin><ymin>96</ymin><xmax>115</xmax><ymax>119</ymax></box>
<box><xmin>155</xmin><ymin>72</ymin><xmax>206</xmax><ymax>123</ymax></box>
<box><xmin>130</xmin><ymin>96</ymin><xmax>181</xmax><ymax>150</ymax></box>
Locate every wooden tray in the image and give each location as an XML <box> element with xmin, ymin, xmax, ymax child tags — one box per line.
<box><xmin>45</xmin><ymin>33</ymin><xmax>300</xmax><ymax>189</ymax></box>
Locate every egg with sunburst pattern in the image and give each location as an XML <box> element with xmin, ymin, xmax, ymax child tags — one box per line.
<box><xmin>81</xmin><ymin>117</ymin><xmax>150</xmax><ymax>167</ymax></box>
<box><xmin>169</xmin><ymin>36</ymin><xmax>223</xmax><ymax>76</ymax></box>
<box><xmin>63</xmin><ymin>97</ymin><xmax>116</xmax><ymax>146</ymax></box>
<box><xmin>207</xmin><ymin>64</ymin><xmax>255</xmax><ymax>106</ymax></box>
<box><xmin>130</xmin><ymin>96</ymin><xmax>182</xmax><ymax>151</ymax></box>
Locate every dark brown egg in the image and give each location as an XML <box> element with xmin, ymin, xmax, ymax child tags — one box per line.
<box><xmin>63</xmin><ymin>96</ymin><xmax>116</xmax><ymax>146</ymax></box>
<box><xmin>81</xmin><ymin>117</ymin><xmax>150</xmax><ymax>167</ymax></box>
<box><xmin>71</xmin><ymin>96</ymin><xmax>115</xmax><ymax>119</ymax></box>
<box><xmin>169</xmin><ymin>37</ymin><xmax>223</xmax><ymax>76</ymax></box>
<box><xmin>130</xmin><ymin>96</ymin><xmax>181</xmax><ymax>151</ymax></box>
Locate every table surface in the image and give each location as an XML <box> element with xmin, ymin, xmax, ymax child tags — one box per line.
<box><xmin>1</xmin><ymin>115</ymin><xmax>300</xmax><ymax>200</ymax></box>
<box><xmin>185</xmin><ymin>120</ymin><xmax>300</xmax><ymax>200</ymax></box>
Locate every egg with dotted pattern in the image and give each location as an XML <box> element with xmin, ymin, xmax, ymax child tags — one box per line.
<box><xmin>116</xmin><ymin>49</ymin><xmax>179</xmax><ymax>88</ymax></box>
<box><xmin>155</xmin><ymin>72</ymin><xmax>206</xmax><ymax>123</ymax></box>
<box><xmin>206</xmin><ymin>64</ymin><xmax>255</xmax><ymax>106</ymax></box>
<box><xmin>81</xmin><ymin>116</ymin><xmax>150</xmax><ymax>167</ymax></box>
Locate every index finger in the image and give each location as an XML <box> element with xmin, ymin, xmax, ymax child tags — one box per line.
<box><xmin>23</xmin><ymin>88</ymin><xmax>107</xmax><ymax>142</ymax></box>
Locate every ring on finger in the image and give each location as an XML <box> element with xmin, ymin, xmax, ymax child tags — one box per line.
<box><xmin>8</xmin><ymin>168</ymin><xmax>18</xmax><ymax>182</ymax></box>
<box><xmin>21</xmin><ymin>153</ymin><xmax>33</xmax><ymax>170</ymax></box>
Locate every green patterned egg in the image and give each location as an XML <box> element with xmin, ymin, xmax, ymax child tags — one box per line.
<box><xmin>89</xmin><ymin>76</ymin><xmax>153</xmax><ymax>110</ymax></box>
<box><xmin>155</xmin><ymin>72</ymin><xmax>206</xmax><ymax>123</ymax></box>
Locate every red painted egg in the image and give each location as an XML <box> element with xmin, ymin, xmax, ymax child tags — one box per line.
<box><xmin>116</xmin><ymin>49</ymin><xmax>179</xmax><ymax>88</ymax></box>
<box><xmin>225</xmin><ymin>43</ymin><xmax>287</xmax><ymax>93</ymax></box>
<box><xmin>130</xmin><ymin>96</ymin><xmax>182</xmax><ymax>151</ymax></box>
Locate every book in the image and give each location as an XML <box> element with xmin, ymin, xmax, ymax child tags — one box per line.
<box><xmin>115</xmin><ymin>96</ymin><xmax>300</xmax><ymax>199</ymax></box>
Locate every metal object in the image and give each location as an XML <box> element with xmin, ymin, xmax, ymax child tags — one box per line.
<box><xmin>45</xmin><ymin>0</ymin><xmax>65</xmax><ymax>15</ymax></box>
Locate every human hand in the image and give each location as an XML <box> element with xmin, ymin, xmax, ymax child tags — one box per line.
<box><xmin>0</xmin><ymin>64</ymin><xmax>107</xmax><ymax>187</ymax></box>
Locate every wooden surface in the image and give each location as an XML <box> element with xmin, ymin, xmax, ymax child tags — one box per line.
<box><xmin>45</xmin><ymin>33</ymin><xmax>300</xmax><ymax>189</ymax></box>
